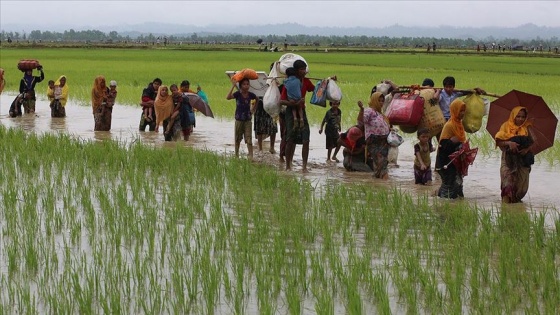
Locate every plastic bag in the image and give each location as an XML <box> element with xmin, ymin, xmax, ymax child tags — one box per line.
<box><xmin>263</xmin><ymin>80</ymin><xmax>281</xmax><ymax>118</ymax></box>
<box><xmin>462</xmin><ymin>93</ymin><xmax>485</xmax><ymax>133</ymax></box>
<box><xmin>326</xmin><ymin>79</ymin><xmax>342</xmax><ymax>102</ymax></box>
<box><xmin>310</xmin><ymin>79</ymin><xmax>328</xmax><ymax>107</ymax></box>
<box><xmin>387</xmin><ymin>130</ymin><xmax>404</xmax><ymax>147</ymax></box>
<box><xmin>277</xmin><ymin>53</ymin><xmax>309</xmax><ymax>75</ymax></box>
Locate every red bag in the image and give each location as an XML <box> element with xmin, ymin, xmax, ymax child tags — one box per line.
<box><xmin>17</xmin><ymin>59</ymin><xmax>41</xmax><ymax>72</ymax></box>
<box><xmin>386</xmin><ymin>93</ymin><xmax>424</xmax><ymax>126</ymax></box>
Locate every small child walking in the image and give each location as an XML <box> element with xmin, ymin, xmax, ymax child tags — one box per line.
<box><xmin>319</xmin><ymin>101</ymin><xmax>342</xmax><ymax>162</ymax></box>
<box><xmin>284</xmin><ymin>67</ymin><xmax>304</xmax><ymax>129</ymax></box>
<box><xmin>414</xmin><ymin>128</ymin><xmax>436</xmax><ymax>185</ymax></box>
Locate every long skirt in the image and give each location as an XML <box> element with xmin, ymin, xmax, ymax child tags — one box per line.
<box><xmin>343</xmin><ymin>150</ymin><xmax>372</xmax><ymax>172</ymax></box>
<box><xmin>500</xmin><ymin>151</ymin><xmax>531</xmax><ymax>203</ymax></box>
<box><xmin>437</xmin><ymin>167</ymin><xmax>463</xmax><ymax>199</ymax></box>
<box><xmin>366</xmin><ymin>134</ymin><xmax>389</xmax><ymax>178</ymax></box>
<box><xmin>94</xmin><ymin>107</ymin><xmax>112</xmax><ymax>131</ymax></box>
<box><xmin>254</xmin><ymin>104</ymin><xmax>277</xmax><ymax>137</ymax></box>
<box><xmin>50</xmin><ymin>100</ymin><xmax>66</xmax><ymax>117</ymax></box>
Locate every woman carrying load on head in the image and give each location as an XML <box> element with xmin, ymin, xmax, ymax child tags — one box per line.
<box><xmin>19</xmin><ymin>65</ymin><xmax>44</xmax><ymax>114</ymax></box>
<box><xmin>494</xmin><ymin>106</ymin><xmax>534</xmax><ymax>203</ymax></box>
<box><xmin>435</xmin><ymin>99</ymin><xmax>467</xmax><ymax>199</ymax></box>
<box><xmin>358</xmin><ymin>91</ymin><xmax>391</xmax><ymax>179</ymax></box>
<box><xmin>91</xmin><ymin>75</ymin><xmax>112</xmax><ymax>131</ymax></box>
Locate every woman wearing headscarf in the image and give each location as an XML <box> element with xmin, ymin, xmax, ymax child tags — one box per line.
<box><xmin>338</xmin><ymin>125</ymin><xmax>372</xmax><ymax>172</ymax></box>
<box><xmin>19</xmin><ymin>66</ymin><xmax>44</xmax><ymax>114</ymax></box>
<box><xmin>153</xmin><ymin>85</ymin><xmax>174</xmax><ymax>133</ymax></box>
<box><xmin>435</xmin><ymin>99</ymin><xmax>467</xmax><ymax>199</ymax></box>
<box><xmin>51</xmin><ymin>75</ymin><xmax>69</xmax><ymax>117</ymax></box>
<box><xmin>358</xmin><ymin>91</ymin><xmax>391</xmax><ymax>179</ymax></box>
<box><xmin>91</xmin><ymin>75</ymin><xmax>111</xmax><ymax>131</ymax></box>
<box><xmin>494</xmin><ymin>106</ymin><xmax>533</xmax><ymax>203</ymax></box>
<box><xmin>0</xmin><ymin>68</ymin><xmax>5</xmax><ymax>96</ymax></box>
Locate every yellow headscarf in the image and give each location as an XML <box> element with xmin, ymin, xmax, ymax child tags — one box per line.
<box><xmin>495</xmin><ymin>106</ymin><xmax>531</xmax><ymax>140</ymax></box>
<box><xmin>439</xmin><ymin>99</ymin><xmax>466</xmax><ymax>143</ymax></box>
<box><xmin>154</xmin><ymin>85</ymin><xmax>174</xmax><ymax>125</ymax></box>
<box><xmin>91</xmin><ymin>75</ymin><xmax>107</xmax><ymax>114</ymax></box>
<box><xmin>369</xmin><ymin>91</ymin><xmax>390</xmax><ymax>125</ymax></box>
<box><xmin>55</xmin><ymin>75</ymin><xmax>69</xmax><ymax>106</ymax></box>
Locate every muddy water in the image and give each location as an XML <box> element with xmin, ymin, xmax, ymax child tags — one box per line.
<box><xmin>1</xmin><ymin>92</ymin><xmax>559</xmax><ymax>212</ymax></box>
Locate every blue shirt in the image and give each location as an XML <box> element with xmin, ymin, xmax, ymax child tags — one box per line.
<box><xmin>284</xmin><ymin>75</ymin><xmax>302</xmax><ymax>101</ymax></box>
<box><xmin>439</xmin><ymin>91</ymin><xmax>464</xmax><ymax>120</ymax></box>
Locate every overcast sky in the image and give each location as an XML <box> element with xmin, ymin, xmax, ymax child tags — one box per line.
<box><xmin>1</xmin><ymin>0</ymin><xmax>559</xmax><ymax>31</ymax></box>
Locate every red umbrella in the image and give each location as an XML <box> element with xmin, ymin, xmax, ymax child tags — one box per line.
<box><xmin>444</xmin><ymin>140</ymin><xmax>478</xmax><ymax>176</ymax></box>
<box><xmin>486</xmin><ymin>90</ymin><xmax>557</xmax><ymax>155</ymax></box>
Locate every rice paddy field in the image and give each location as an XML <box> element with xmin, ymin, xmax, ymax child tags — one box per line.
<box><xmin>1</xmin><ymin>47</ymin><xmax>559</xmax><ymax>314</ymax></box>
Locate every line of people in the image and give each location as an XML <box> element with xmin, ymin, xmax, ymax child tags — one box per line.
<box><xmin>2</xmin><ymin>65</ymin><xmax>534</xmax><ymax>204</ymax></box>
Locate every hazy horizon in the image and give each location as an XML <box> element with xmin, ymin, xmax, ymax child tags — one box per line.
<box><xmin>1</xmin><ymin>0</ymin><xmax>559</xmax><ymax>33</ymax></box>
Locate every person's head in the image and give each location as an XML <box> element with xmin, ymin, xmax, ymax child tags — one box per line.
<box><xmin>58</xmin><ymin>75</ymin><xmax>67</xmax><ymax>87</ymax></box>
<box><xmin>347</xmin><ymin>126</ymin><xmax>363</xmax><ymax>143</ymax></box>
<box><xmin>180</xmin><ymin>79</ymin><xmax>190</xmax><ymax>90</ymax></box>
<box><xmin>421</xmin><ymin>78</ymin><xmax>434</xmax><ymax>87</ymax></box>
<box><xmin>449</xmin><ymin>99</ymin><xmax>466</xmax><ymax>121</ymax></box>
<box><xmin>285</xmin><ymin>67</ymin><xmax>297</xmax><ymax>77</ymax></box>
<box><xmin>94</xmin><ymin>75</ymin><xmax>106</xmax><ymax>89</ymax></box>
<box><xmin>512</xmin><ymin>106</ymin><xmax>528</xmax><ymax>126</ymax></box>
<box><xmin>239</xmin><ymin>78</ymin><xmax>250</xmax><ymax>91</ymax></box>
<box><xmin>152</xmin><ymin>78</ymin><xmax>162</xmax><ymax>91</ymax></box>
<box><xmin>442</xmin><ymin>76</ymin><xmax>456</xmax><ymax>95</ymax></box>
<box><xmin>158</xmin><ymin>85</ymin><xmax>169</xmax><ymax>97</ymax></box>
<box><xmin>48</xmin><ymin>80</ymin><xmax>55</xmax><ymax>89</ymax></box>
<box><xmin>170</xmin><ymin>84</ymin><xmax>179</xmax><ymax>94</ymax></box>
<box><xmin>109</xmin><ymin>80</ymin><xmax>117</xmax><ymax>91</ymax></box>
<box><xmin>417</xmin><ymin>127</ymin><xmax>431</xmax><ymax>143</ymax></box>
<box><xmin>368</xmin><ymin>91</ymin><xmax>385</xmax><ymax>112</ymax></box>
<box><xmin>25</xmin><ymin>70</ymin><xmax>32</xmax><ymax>76</ymax></box>
<box><xmin>329</xmin><ymin>100</ymin><xmax>340</xmax><ymax>110</ymax></box>
<box><xmin>292</xmin><ymin>60</ymin><xmax>307</xmax><ymax>78</ymax></box>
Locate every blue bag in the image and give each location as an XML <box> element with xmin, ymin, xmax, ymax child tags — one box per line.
<box><xmin>310</xmin><ymin>79</ymin><xmax>328</xmax><ymax>107</ymax></box>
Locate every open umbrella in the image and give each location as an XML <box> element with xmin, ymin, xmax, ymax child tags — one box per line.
<box><xmin>443</xmin><ymin>140</ymin><xmax>478</xmax><ymax>177</ymax></box>
<box><xmin>184</xmin><ymin>92</ymin><xmax>214</xmax><ymax>118</ymax></box>
<box><xmin>486</xmin><ymin>89</ymin><xmax>557</xmax><ymax>155</ymax></box>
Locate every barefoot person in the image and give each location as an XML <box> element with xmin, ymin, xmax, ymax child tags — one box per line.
<box><xmin>279</xmin><ymin>60</ymin><xmax>315</xmax><ymax>172</ymax></box>
<box><xmin>227</xmin><ymin>78</ymin><xmax>257</xmax><ymax>160</ymax></box>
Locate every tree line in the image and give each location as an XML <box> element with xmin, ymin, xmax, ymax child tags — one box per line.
<box><xmin>1</xmin><ymin>29</ymin><xmax>559</xmax><ymax>50</ymax></box>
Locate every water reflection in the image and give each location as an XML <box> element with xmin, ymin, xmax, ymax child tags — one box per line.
<box><xmin>1</xmin><ymin>92</ymin><xmax>559</xmax><ymax>213</ymax></box>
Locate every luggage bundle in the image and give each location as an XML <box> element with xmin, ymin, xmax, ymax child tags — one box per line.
<box><xmin>462</xmin><ymin>92</ymin><xmax>487</xmax><ymax>133</ymax></box>
<box><xmin>386</xmin><ymin>91</ymin><xmax>424</xmax><ymax>131</ymax></box>
<box><xmin>17</xmin><ymin>59</ymin><xmax>41</xmax><ymax>72</ymax></box>
<box><xmin>230</xmin><ymin>68</ymin><xmax>259</xmax><ymax>83</ymax></box>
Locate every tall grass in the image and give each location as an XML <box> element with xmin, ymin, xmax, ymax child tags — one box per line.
<box><xmin>0</xmin><ymin>126</ymin><xmax>559</xmax><ymax>313</ymax></box>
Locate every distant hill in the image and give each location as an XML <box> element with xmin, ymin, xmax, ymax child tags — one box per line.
<box><xmin>2</xmin><ymin>22</ymin><xmax>559</xmax><ymax>41</ymax></box>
